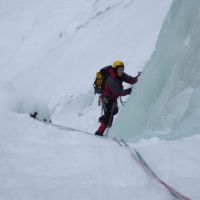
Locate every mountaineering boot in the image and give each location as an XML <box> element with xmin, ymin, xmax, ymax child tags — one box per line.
<box><xmin>95</xmin><ymin>131</ymin><xmax>103</xmax><ymax>136</ymax></box>
<box><xmin>95</xmin><ymin>122</ymin><xmax>107</xmax><ymax>136</ymax></box>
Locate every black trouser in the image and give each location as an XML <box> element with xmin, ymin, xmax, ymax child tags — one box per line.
<box><xmin>99</xmin><ymin>98</ymin><xmax>118</xmax><ymax>127</ymax></box>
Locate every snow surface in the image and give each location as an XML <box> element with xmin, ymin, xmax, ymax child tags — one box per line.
<box><xmin>0</xmin><ymin>0</ymin><xmax>199</xmax><ymax>199</ymax></box>
<box><xmin>0</xmin><ymin>112</ymin><xmax>172</xmax><ymax>200</ymax></box>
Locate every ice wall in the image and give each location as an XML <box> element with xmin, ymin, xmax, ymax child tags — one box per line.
<box><xmin>111</xmin><ymin>0</ymin><xmax>200</xmax><ymax>141</ymax></box>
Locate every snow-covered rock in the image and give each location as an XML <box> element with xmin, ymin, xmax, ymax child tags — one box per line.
<box><xmin>0</xmin><ymin>81</ymin><xmax>51</xmax><ymax>122</ymax></box>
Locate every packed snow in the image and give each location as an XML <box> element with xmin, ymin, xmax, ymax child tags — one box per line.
<box><xmin>0</xmin><ymin>0</ymin><xmax>199</xmax><ymax>199</ymax></box>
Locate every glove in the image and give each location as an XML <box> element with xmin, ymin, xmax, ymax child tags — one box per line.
<box><xmin>126</xmin><ymin>87</ymin><xmax>132</xmax><ymax>95</ymax></box>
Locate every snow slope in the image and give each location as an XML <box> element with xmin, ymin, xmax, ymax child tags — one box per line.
<box><xmin>0</xmin><ymin>0</ymin><xmax>172</xmax><ymax>99</ymax></box>
<box><xmin>0</xmin><ymin>111</ymin><xmax>172</xmax><ymax>200</ymax></box>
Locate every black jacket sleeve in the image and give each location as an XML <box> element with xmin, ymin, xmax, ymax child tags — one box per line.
<box><xmin>123</xmin><ymin>73</ymin><xmax>138</xmax><ymax>85</ymax></box>
<box><xmin>107</xmin><ymin>78</ymin><xmax>130</xmax><ymax>97</ymax></box>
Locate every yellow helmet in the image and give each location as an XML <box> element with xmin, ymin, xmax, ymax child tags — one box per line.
<box><xmin>112</xmin><ymin>61</ymin><xmax>124</xmax><ymax>69</ymax></box>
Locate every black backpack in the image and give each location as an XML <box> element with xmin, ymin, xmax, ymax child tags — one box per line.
<box><xmin>93</xmin><ymin>66</ymin><xmax>112</xmax><ymax>94</ymax></box>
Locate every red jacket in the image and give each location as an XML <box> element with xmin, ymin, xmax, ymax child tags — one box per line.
<box><xmin>102</xmin><ymin>68</ymin><xmax>138</xmax><ymax>100</ymax></box>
